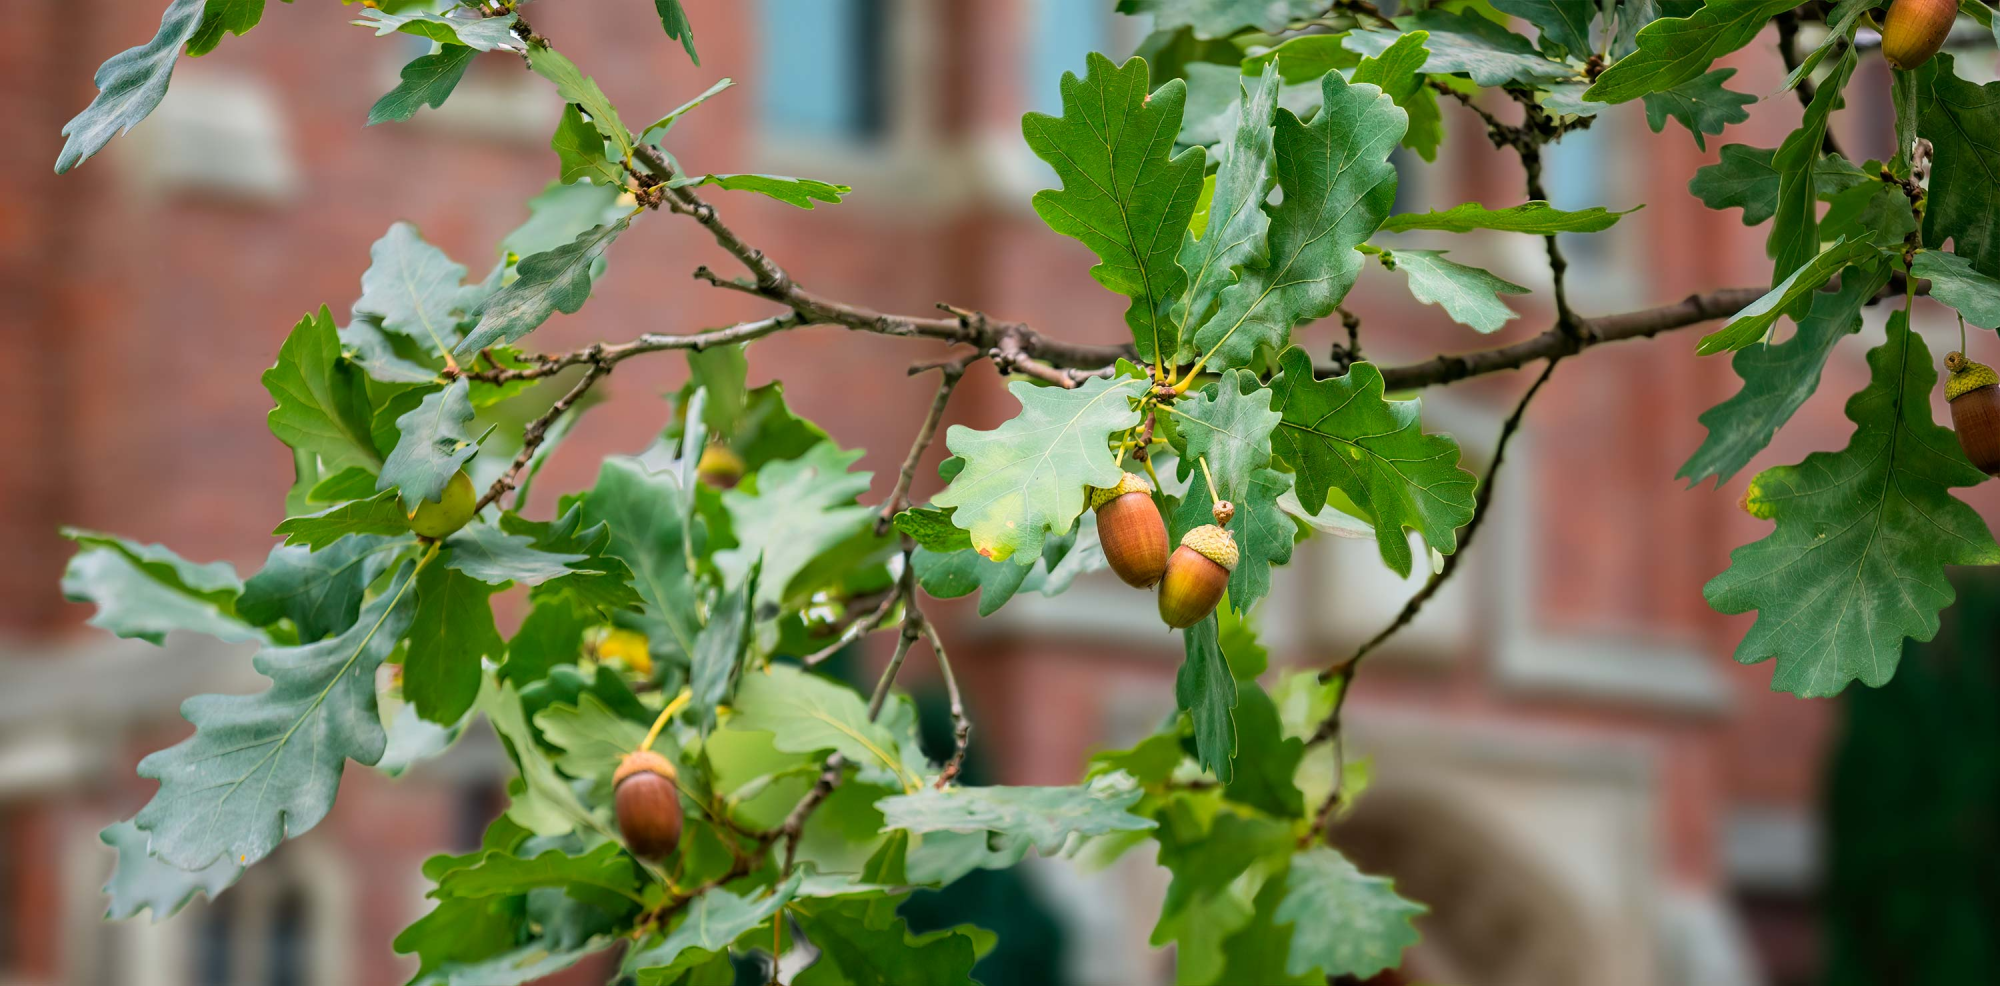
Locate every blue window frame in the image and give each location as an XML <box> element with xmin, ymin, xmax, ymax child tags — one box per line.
<box><xmin>758</xmin><ymin>0</ymin><xmax>889</xmax><ymax>141</ymax></box>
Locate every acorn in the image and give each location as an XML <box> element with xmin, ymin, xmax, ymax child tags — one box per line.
<box><xmin>613</xmin><ymin>750</ymin><xmax>684</xmax><ymax>859</ymax></box>
<box><xmin>1945</xmin><ymin>351</ymin><xmax>2000</xmax><ymax>476</ymax></box>
<box><xmin>697</xmin><ymin>445</ymin><xmax>745</xmax><ymax>489</ymax></box>
<box><xmin>1159</xmin><ymin>523</ymin><xmax>1237</xmax><ymax>629</ymax></box>
<box><xmin>408</xmin><ymin>469</ymin><xmax>476</xmax><ymax>539</ymax></box>
<box><xmin>1881</xmin><ymin>0</ymin><xmax>1956</xmax><ymax>71</ymax></box>
<box><xmin>1088</xmin><ymin>472</ymin><xmax>1169</xmax><ymax>587</ymax></box>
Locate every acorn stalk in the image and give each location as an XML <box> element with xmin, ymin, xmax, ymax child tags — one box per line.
<box><xmin>1159</xmin><ymin>524</ymin><xmax>1237</xmax><ymax>629</ymax></box>
<box><xmin>1946</xmin><ymin>351</ymin><xmax>2000</xmax><ymax>476</ymax></box>
<box><xmin>1881</xmin><ymin>0</ymin><xmax>1956</xmax><ymax>71</ymax></box>
<box><xmin>613</xmin><ymin>749</ymin><xmax>684</xmax><ymax>859</ymax></box>
<box><xmin>1089</xmin><ymin>472</ymin><xmax>1169</xmax><ymax>588</ymax></box>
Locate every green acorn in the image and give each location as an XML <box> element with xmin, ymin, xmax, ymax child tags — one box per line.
<box><xmin>408</xmin><ymin>469</ymin><xmax>476</xmax><ymax>539</ymax></box>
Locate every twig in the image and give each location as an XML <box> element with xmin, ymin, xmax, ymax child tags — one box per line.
<box><xmin>459</xmin><ymin>314</ymin><xmax>803</xmax><ymax>384</ymax></box>
<box><xmin>876</xmin><ymin>354</ymin><xmax>978</xmax><ymax>534</ymax></box>
<box><xmin>800</xmin><ymin>590</ymin><xmax>899</xmax><ymax>668</ymax></box>
<box><xmin>1302</xmin><ymin>355</ymin><xmax>1563</xmax><ymax>835</ymax></box>
<box><xmin>919</xmin><ymin>613</ymin><xmax>972</xmax><ymax>788</ymax></box>
<box><xmin>473</xmin><ymin>361</ymin><xmax>608</xmax><ymax>513</ymax></box>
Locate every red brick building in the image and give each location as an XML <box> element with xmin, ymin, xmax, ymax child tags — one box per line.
<box><xmin>3</xmin><ymin>2</ymin><xmax>1992</xmax><ymax>984</ymax></box>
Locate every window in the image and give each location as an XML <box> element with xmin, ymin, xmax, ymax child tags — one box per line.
<box><xmin>758</xmin><ymin>0</ymin><xmax>890</xmax><ymax>142</ymax></box>
<box><xmin>1026</xmin><ymin>0</ymin><xmax>1109</xmax><ymax>116</ymax></box>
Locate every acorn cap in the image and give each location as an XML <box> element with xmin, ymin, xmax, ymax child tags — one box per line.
<box><xmin>1180</xmin><ymin>524</ymin><xmax>1238</xmax><ymax>571</ymax></box>
<box><xmin>1088</xmin><ymin>472</ymin><xmax>1153</xmax><ymax>511</ymax></box>
<box><xmin>614</xmin><ymin>749</ymin><xmax>678</xmax><ymax>786</ymax></box>
<box><xmin>1946</xmin><ymin>352</ymin><xmax>1999</xmax><ymax>401</ymax></box>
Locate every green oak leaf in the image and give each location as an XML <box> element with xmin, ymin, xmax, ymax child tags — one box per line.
<box><xmin>497</xmin><ymin>507</ymin><xmax>645</xmax><ymax>615</ymax></box>
<box><xmin>54</xmin><ymin>0</ymin><xmax>206</xmax><ymax>173</ymax></box>
<box><xmin>1022</xmin><ymin>53</ymin><xmax>1206</xmax><ymax>366</ymax></box>
<box><xmin>667</xmin><ymin>173</ymin><xmax>850</xmax><ymax>209</ymax></box>
<box><xmin>1642</xmin><ymin>67</ymin><xmax>1755</xmax><ymax>151</ymax></box>
<box><xmin>1584</xmin><ymin>0</ymin><xmax>1796</xmax><ymax>103</ymax></box>
<box><xmin>378</xmin><ymin>378</ymin><xmax>479</xmax><ymax>508</ymax></box>
<box><xmin>405</xmin><ymin>561</ymin><xmax>504</xmax><ymax>725</ymax></box>
<box><xmin>878</xmin><ymin>772</ymin><xmax>1156</xmax><ymax>854</ymax></box>
<box><xmin>1380</xmin><ymin>199</ymin><xmax>1632</xmax><ymax>234</ymax></box>
<box><xmin>501</xmin><ymin>596</ymin><xmax>591</xmax><ymax>686</ymax></box>
<box><xmin>340</xmin><ymin>314</ymin><xmax>438</xmax><ymax>384</ymax></box>
<box><xmin>501</xmin><ymin>181</ymin><xmax>626</xmax><ymax>260</ymax></box>
<box><xmin>61</xmin><ymin>529</ymin><xmax>260</xmax><ymax>645</ymax></box>
<box><xmin>133</xmin><ymin>562</ymin><xmax>418</xmax><ymax>870</ymax></box>
<box><xmin>535</xmin><ymin>692</ymin><xmax>647</xmax><ymax>784</ymax></box>
<box><xmin>689</xmin><ymin>562</ymin><xmax>756</xmax><ymax>732</ymax></box>
<box><xmin>1706</xmin><ymin>313</ymin><xmax>2000</xmax><ymax>697</ymax></box>
<box><xmin>187</xmin><ymin>0</ymin><xmax>267</xmax><ymax>58</ymax></box>
<box><xmin>1114</xmin><ymin>0</ymin><xmax>1324</xmax><ymax>39</ymax></box>
<box><xmin>481</xmin><ymin>677</ymin><xmax>603</xmax><ymax>837</ymax></box>
<box><xmin>393</xmin><ymin>894</ymin><xmax>519</xmax><ymax>983</ymax></box>
<box><xmin>356</xmin><ymin>223</ymin><xmax>468</xmax><ymax>358</ymax></box>
<box><xmin>894</xmin><ymin>508</ymin><xmax>972</xmax><ymax>553</ymax></box>
<box><xmin>1275</xmin><ymin>847</ymin><xmax>1426</xmax><ymax>979</ymax></box>
<box><xmin>412</xmin><ymin>940</ymin><xmax>613</xmax><ymax>986</ymax></box>
<box><xmin>730</xmin><ymin>664</ymin><xmax>916</xmax><ymax>790</ymax></box>
<box><xmin>1913</xmin><ymin>249</ymin><xmax>2000</xmax><ymax>328</ymax></box>
<box><xmin>1217</xmin><ymin>876</ymin><xmax>1318</xmax><ymax>986</ymax></box>
<box><xmin>688</xmin><ymin>344</ymin><xmax>749</xmax><ymax>435</ymax></box>
<box><xmin>99</xmin><ymin>820</ymin><xmax>243</xmax><ymax>922</ymax></box>
<box><xmin>1151</xmin><ymin>806</ymin><xmax>1288</xmax><ymax>976</ymax></box>
<box><xmin>1172</xmin><ymin>370</ymin><xmax>1280</xmax><ymax>504</ymax></box>
<box><xmin>273</xmin><ymin>491</ymin><xmax>411</xmax><ymax>549</ymax></box>
<box><xmin>239</xmin><ymin>534</ymin><xmax>402</xmax><ymax>642</ymax></box>
<box><xmin>1226</xmin><ymin>680</ymin><xmax>1304</xmax><ymax>817</ymax></box>
<box><xmin>1820</xmin><ymin>176</ymin><xmax>1919</xmax><ymax>250</ymax></box>
<box><xmin>1179</xmin><ymin>614</ymin><xmax>1238</xmax><ymax>782</ymax></box>
<box><xmin>1268</xmin><ymin>348</ymin><xmax>1476</xmax><ymax>578</ymax></box>
<box><xmin>1769</xmin><ymin>49</ymin><xmax>1857</xmax><ymax>286</ymax></box>
<box><xmin>1350</xmin><ymin>30</ymin><xmax>1442</xmax><ymax>162</ymax></box>
<box><xmin>352</xmin><ymin>9</ymin><xmax>519</xmax><ymax>51</ymax></box>
<box><xmin>578</xmin><ymin>458</ymin><xmax>700</xmax><ymax>662</ymax></box>
<box><xmin>265</xmin><ymin>306</ymin><xmax>383</xmax><ymax>475</ymax></box>
<box><xmin>525</xmin><ymin>46</ymin><xmax>632</xmax><ymax>158</ymax></box>
<box><xmin>1688</xmin><ymin>144</ymin><xmax>1871</xmax><ymax>228</ymax></box>
<box><xmin>369</xmin><ymin>45</ymin><xmax>478</xmax><ymax>126</ymax></box>
<box><xmin>1780</xmin><ymin>0</ymin><xmax>1873</xmax><ymax>90</ymax></box>
<box><xmin>1175</xmin><ymin>63</ymin><xmax>1280</xmax><ymax>341</ymax></box>
<box><xmin>628</xmin><ymin>878</ymin><xmax>806</xmax><ymax>986</ymax></box>
<box><xmin>641</xmin><ymin>78</ymin><xmax>735</xmax><ymax>142</ymax></box>
<box><xmin>1191</xmin><ymin>71</ymin><xmax>1404</xmax><ymax>373</ymax></box>
<box><xmin>456</xmin><ymin>219</ymin><xmax>630</xmax><ymax>356</ymax></box>
<box><xmin>1679</xmin><ymin>263</ymin><xmax>1890</xmax><ymax>486</ymax></box>
<box><xmin>1217</xmin><ymin>600</ymin><xmax>1270</xmax><ymax>679</ymax></box>
<box><xmin>552</xmin><ymin>104</ymin><xmax>622</xmax><ymax>187</ymax></box>
<box><xmin>931</xmin><ymin>375</ymin><xmax>1144</xmax><ymax>563</ymax></box>
<box><xmin>791</xmin><ymin>897</ymin><xmax>981</xmax><ymax>986</ymax></box>
<box><xmin>717</xmin><ymin>441</ymin><xmax>883</xmax><ymax>610</ymax></box>
<box><xmin>1696</xmin><ymin>237</ymin><xmax>1878</xmax><ymax>355</ymax></box>
<box><xmin>431</xmin><ymin>842</ymin><xmax>643</xmax><ymax>914</ymax></box>
<box><xmin>444</xmin><ymin>524</ymin><xmax>588</xmax><ymax>586</ymax></box>
<box><xmin>1343</xmin><ymin>10</ymin><xmax>1573</xmax><ymax>88</ymax></box>
<box><xmin>912</xmin><ymin>547</ymin><xmax>1038</xmax><ymax>616</ymax></box>
<box><xmin>1381</xmin><ymin>248</ymin><xmax>1528</xmax><ymax>333</ymax></box>
<box><xmin>1494</xmin><ymin>0</ymin><xmax>1595</xmax><ymax>57</ymax></box>
<box><xmin>1918</xmin><ymin>54</ymin><xmax>2000</xmax><ymax>278</ymax></box>
<box><xmin>653</xmin><ymin>0</ymin><xmax>699</xmax><ymax>65</ymax></box>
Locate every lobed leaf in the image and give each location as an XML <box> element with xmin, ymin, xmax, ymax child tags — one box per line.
<box><xmin>55</xmin><ymin>0</ymin><xmax>206</xmax><ymax>173</ymax></box>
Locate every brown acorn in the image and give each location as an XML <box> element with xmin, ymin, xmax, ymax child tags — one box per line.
<box><xmin>1881</xmin><ymin>0</ymin><xmax>1957</xmax><ymax>71</ymax></box>
<box><xmin>1159</xmin><ymin>524</ymin><xmax>1238</xmax><ymax>629</ymax></box>
<box><xmin>1945</xmin><ymin>351</ymin><xmax>2000</xmax><ymax>476</ymax></box>
<box><xmin>613</xmin><ymin>750</ymin><xmax>684</xmax><ymax>859</ymax></box>
<box><xmin>1088</xmin><ymin>472</ymin><xmax>1169</xmax><ymax>587</ymax></box>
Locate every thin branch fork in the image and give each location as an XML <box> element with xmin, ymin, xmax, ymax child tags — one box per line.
<box><xmin>877</xmin><ymin>351</ymin><xmax>980</xmax><ymax>535</ymax></box>
<box><xmin>472</xmin><ymin>360</ymin><xmax>608</xmax><ymax>513</ymax></box>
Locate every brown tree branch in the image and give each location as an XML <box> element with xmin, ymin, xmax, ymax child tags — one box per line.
<box><xmin>877</xmin><ymin>353</ymin><xmax>979</xmax><ymax>535</ymax></box>
<box><xmin>919</xmin><ymin>612</ymin><xmax>972</xmax><ymax>789</ymax></box>
<box><xmin>472</xmin><ymin>360</ymin><xmax>608</xmax><ymax>514</ymax></box>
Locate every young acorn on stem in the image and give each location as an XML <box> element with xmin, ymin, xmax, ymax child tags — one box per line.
<box><xmin>613</xmin><ymin>749</ymin><xmax>684</xmax><ymax>859</ymax></box>
<box><xmin>1881</xmin><ymin>0</ymin><xmax>1957</xmax><ymax>71</ymax></box>
<box><xmin>1946</xmin><ymin>351</ymin><xmax>2000</xmax><ymax>476</ymax></box>
<box><xmin>1159</xmin><ymin>498</ymin><xmax>1238</xmax><ymax>629</ymax></box>
<box><xmin>1088</xmin><ymin>472</ymin><xmax>1169</xmax><ymax>588</ymax></box>
<box><xmin>408</xmin><ymin>468</ymin><xmax>476</xmax><ymax>539</ymax></box>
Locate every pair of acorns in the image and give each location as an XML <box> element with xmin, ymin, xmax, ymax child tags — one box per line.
<box><xmin>1091</xmin><ymin>472</ymin><xmax>1238</xmax><ymax>628</ymax></box>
